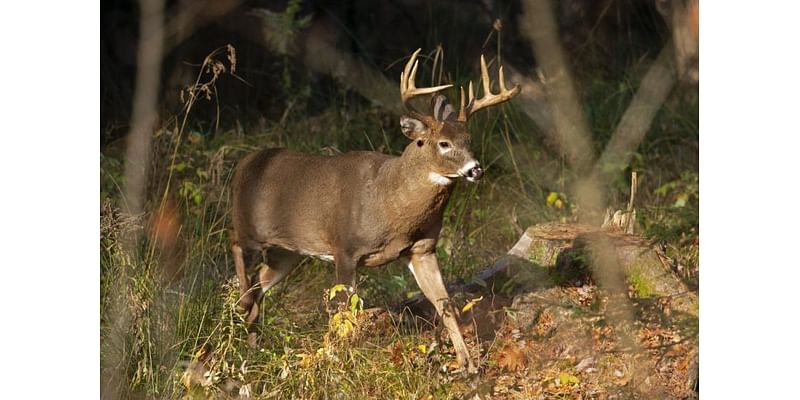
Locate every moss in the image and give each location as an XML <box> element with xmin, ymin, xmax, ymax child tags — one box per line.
<box><xmin>627</xmin><ymin>266</ymin><xmax>655</xmax><ymax>298</ymax></box>
<box><xmin>527</xmin><ymin>240</ymin><xmax>550</xmax><ymax>266</ymax></box>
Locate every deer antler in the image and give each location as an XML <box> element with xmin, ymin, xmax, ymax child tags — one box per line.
<box><xmin>400</xmin><ymin>48</ymin><xmax>453</xmax><ymax>113</ymax></box>
<box><xmin>457</xmin><ymin>55</ymin><xmax>521</xmax><ymax>121</ymax></box>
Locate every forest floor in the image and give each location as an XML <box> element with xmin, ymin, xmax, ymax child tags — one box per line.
<box><xmin>101</xmin><ymin>64</ymin><xmax>698</xmax><ymax>398</ymax></box>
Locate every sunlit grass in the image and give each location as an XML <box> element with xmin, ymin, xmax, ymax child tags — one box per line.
<box><xmin>100</xmin><ymin>45</ymin><xmax>697</xmax><ymax>398</ymax></box>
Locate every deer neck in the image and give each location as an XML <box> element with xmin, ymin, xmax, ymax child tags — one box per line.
<box><xmin>375</xmin><ymin>145</ymin><xmax>456</xmax><ymax>227</ymax></box>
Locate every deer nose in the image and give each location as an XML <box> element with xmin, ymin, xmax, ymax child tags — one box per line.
<box><xmin>465</xmin><ymin>164</ymin><xmax>483</xmax><ymax>182</ymax></box>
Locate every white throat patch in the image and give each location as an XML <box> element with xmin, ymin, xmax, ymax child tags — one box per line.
<box><xmin>428</xmin><ymin>172</ymin><xmax>453</xmax><ymax>186</ymax></box>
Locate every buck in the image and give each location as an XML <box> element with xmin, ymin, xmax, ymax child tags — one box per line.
<box><xmin>230</xmin><ymin>49</ymin><xmax>519</xmax><ymax>372</ymax></box>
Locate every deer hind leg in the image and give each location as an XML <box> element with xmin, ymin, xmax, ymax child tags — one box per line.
<box><xmin>409</xmin><ymin>252</ymin><xmax>477</xmax><ymax>373</ymax></box>
<box><xmin>231</xmin><ymin>242</ymin><xmax>256</xmax><ymax>313</ymax></box>
<box><xmin>245</xmin><ymin>248</ymin><xmax>302</xmax><ymax>347</ymax></box>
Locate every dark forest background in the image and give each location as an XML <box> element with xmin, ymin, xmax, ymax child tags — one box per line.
<box><xmin>100</xmin><ymin>0</ymin><xmax>699</xmax><ymax>398</ymax></box>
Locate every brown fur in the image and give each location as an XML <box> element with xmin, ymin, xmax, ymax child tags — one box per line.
<box><xmin>230</xmin><ymin>117</ymin><xmax>478</xmax><ymax>371</ymax></box>
<box><xmin>229</xmin><ymin>50</ymin><xmax>518</xmax><ymax>373</ymax></box>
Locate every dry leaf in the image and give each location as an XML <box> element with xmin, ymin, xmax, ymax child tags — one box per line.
<box><xmin>496</xmin><ymin>345</ymin><xmax>526</xmax><ymax>372</ymax></box>
<box><xmin>387</xmin><ymin>341</ymin><xmax>404</xmax><ymax>366</ymax></box>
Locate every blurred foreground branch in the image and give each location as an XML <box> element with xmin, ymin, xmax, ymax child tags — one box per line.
<box><xmin>518</xmin><ymin>0</ymin><xmax>679</xmax><ymax>362</ymax></box>
<box><xmin>520</xmin><ymin>0</ymin><xmax>606</xmax><ymax>225</ymax></box>
<box><xmin>121</xmin><ymin>0</ymin><xmax>164</xmax><ymax>223</ymax></box>
<box><xmin>520</xmin><ymin>0</ymin><xmax>679</xmax><ymax>221</ymax></box>
<box><xmin>520</xmin><ymin>0</ymin><xmax>596</xmax><ymax>173</ymax></box>
<box><xmin>594</xmin><ymin>44</ymin><xmax>677</xmax><ymax>182</ymax></box>
<box><xmin>103</xmin><ymin>0</ymin><xmax>165</xmax><ymax>398</ymax></box>
<box><xmin>500</xmin><ymin>63</ymin><xmax>553</xmax><ymax>138</ymax></box>
<box><xmin>163</xmin><ymin>0</ymin><xmax>241</xmax><ymax>51</ymax></box>
<box><xmin>402</xmin><ymin>223</ymin><xmax>698</xmax><ymax>348</ymax></box>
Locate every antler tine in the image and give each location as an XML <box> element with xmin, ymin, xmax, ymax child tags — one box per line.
<box><xmin>458</xmin><ymin>80</ymin><xmax>475</xmax><ymax>122</ymax></box>
<box><xmin>459</xmin><ymin>54</ymin><xmax>521</xmax><ymax>121</ymax></box>
<box><xmin>457</xmin><ymin>86</ymin><xmax>467</xmax><ymax>121</ymax></box>
<box><xmin>499</xmin><ymin>65</ymin><xmax>507</xmax><ymax>92</ymax></box>
<box><xmin>400</xmin><ymin>48</ymin><xmax>453</xmax><ymax>111</ymax></box>
<box><xmin>480</xmin><ymin>55</ymin><xmax>492</xmax><ymax>101</ymax></box>
<box><xmin>468</xmin><ymin>81</ymin><xmax>475</xmax><ymax>106</ymax></box>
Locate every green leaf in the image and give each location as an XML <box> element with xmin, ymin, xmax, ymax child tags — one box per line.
<box><xmin>329</xmin><ymin>284</ymin><xmax>348</xmax><ymax>300</ymax></box>
<box><xmin>330</xmin><ymin>312</ymin><xmax>354</xmax><ymax>337</ymax></box>
<box><xmin>348</xmin><ymin>293</ymin><xmax>362</xmax><ymax>315</ymax></box>
<box><xmin>559</xmin><ymin>372</ymin><xmax>580</xmax><ymax>385</ymax></box>
<box><xmin>546</xmin><ymin>192</ymin><xmax>559</xmax><ymax>207</ymax></box>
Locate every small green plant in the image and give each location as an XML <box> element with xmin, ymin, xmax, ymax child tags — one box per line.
<box><xmin>325</xmin><ymin>284</ymin><xmax>365</xmax><ymax>339</ymax></box>
<box><xmin>100</xmin><ymin>153</ymin><xmax>124</xmax><ymax>203</ymax></box>
<box><xmin>627</xmin><ymin>266</ymin><xmax>655</xmax><ymax>298</ymax></box>
<box><xmin>101</xmin><ymin>21</ymin><xmax>697</xmax><ymax>396</ymax></box>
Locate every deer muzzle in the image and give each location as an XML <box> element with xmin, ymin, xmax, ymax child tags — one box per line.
<box><xmin>460</xmin><ymin>160</ymin><xmax>483</xmax><ymax>182</ymax></box>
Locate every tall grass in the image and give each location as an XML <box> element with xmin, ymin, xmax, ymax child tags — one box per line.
<box><xmin>100</xmin><ymin>35</ymin><xmax>697</xmax><ymax>397</ymax></box>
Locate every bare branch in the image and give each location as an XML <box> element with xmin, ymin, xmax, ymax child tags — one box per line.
<box><xmin>595</xmin><ymin>43</ymin><xmax>677</xmax><ymax>180</ymax></box>
<box><xmin>103</xmin><ymin>0</ymin><xmax>164</xmax><ymax>398</ymax></box>
<box><xmin>520</xmin><ymin>0</ymin><xmax>596</xmax><ymax>173</ymax></box>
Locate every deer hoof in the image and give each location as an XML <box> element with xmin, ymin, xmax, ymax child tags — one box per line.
<box><xmin>247</xmin><ymin>332</ymin><xmax>259</xmax><ymax>348</ymax></box>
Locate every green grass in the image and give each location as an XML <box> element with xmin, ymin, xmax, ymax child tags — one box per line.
<box><xmin>100</xmin><ymin>46</ymin><xmax>698</xmax><ymax>398</ymax></box>
<box><xmin>626</xmin><ymin>266</ymin><xmax>656</xmax><ymax>299</ymax></box>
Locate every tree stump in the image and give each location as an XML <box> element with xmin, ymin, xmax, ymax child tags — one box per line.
<box><xmin>400</xmin><ymin>221</ymin><xmax>698</xmax><ymax>348</ymax></box>
<box><xmin>524</xmin><ymin>222</ymin><xmax>698</xmax><ymax>320</ymax></box>
<box><xmin>399</xmin><ymin>222</ymin><xmax>699</xmax><ymax>396</ymax></box>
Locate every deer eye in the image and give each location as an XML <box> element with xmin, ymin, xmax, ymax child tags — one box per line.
<box><xmin>438</xmin><ymin>141</ymin><xmax>451</xmax><ymax>150</ymax></box>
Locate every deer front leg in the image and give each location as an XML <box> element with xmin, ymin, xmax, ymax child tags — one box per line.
<box><xmin>409</xmin><ymin>252</ymin><xmax>477</xmax><ymax>373</ymax></box>
<box><xmin>330</xmin><ymin>253</ymin><xmax>358</xmax><ymax>313</ymax></box>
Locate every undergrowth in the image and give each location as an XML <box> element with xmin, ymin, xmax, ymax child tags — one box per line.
<box><xmin>100</xmin><ymin>41</ymin><xmax>698</xmax><ymax>398</ymax></box>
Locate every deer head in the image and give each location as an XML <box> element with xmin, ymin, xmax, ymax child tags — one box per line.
<box><xmin>398</xmin><ymin>49</ymin><xmax>520</xmax><ymax>185</ymax></box>
<box><xmin>229</xmin><ymin>48</ymin><xmax>520</xmax><ymax>373</ymax></box>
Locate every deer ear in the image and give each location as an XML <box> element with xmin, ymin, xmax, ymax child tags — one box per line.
<box><xmin>400</xmin><ymin>115</ymin><xmax>428</xmax><ymax>139</ymax></box>
<box><xmin>431</xmin><ymin>94</ymin><xmax>455</xmax><ymax>121</ymax></box>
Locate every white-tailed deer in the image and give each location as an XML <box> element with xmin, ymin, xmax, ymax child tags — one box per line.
<box><xmin>230</xmin><ymin>49</ymin><xmax>519</xmax><ymax>372</ymax></box>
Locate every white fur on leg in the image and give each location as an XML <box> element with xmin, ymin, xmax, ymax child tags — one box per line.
<box><xmin>408</xmin><ymin>261</ymin><xmax>418</xmax><ymax>281</ymax></box>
